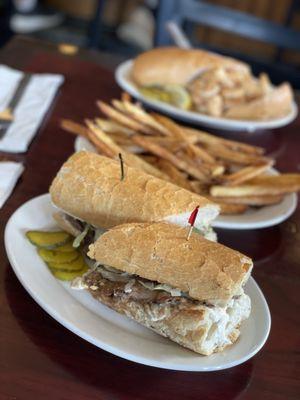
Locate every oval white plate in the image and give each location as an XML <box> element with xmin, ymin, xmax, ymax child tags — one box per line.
<box><xmin>115</xmin><ymin>60</ymin><xmax>298</xmax><ymax>132</ymax></box>
<box><xmin>75</xmin><ymin>136</ymin><xmax>297</xmax><ymax>230</ymax></box>
<box><xmin>213</xmin><ymin>193</ymin><xmax>297</xmax><ymax>230</ymax></box>
<box><xmin>5</xmin><ymin>194</ymin><xmax>271</xmax><ymax>371</ymax></box>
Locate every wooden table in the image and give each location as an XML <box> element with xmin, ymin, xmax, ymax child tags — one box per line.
<box><xmin>0</xmin><ymin>36</ymin><xmax>299</xmax><ymax>400</ymax></box>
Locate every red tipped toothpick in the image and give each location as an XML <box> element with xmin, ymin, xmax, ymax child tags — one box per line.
<box><xmin>187</xmin><ymin>205</ymin><xmax>199</xmax><ymax>240</ymax></box>
<box><xmin>118</xmin><ymin>153</ymin><xmax>125</xmax><ymax>181</ymax></box>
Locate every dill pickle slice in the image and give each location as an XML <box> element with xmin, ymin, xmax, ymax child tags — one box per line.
<box><xmin>50</xmin><ymin>264</ymin><xmax>89</xmax><ymax>281</ymax></box>
<box><xmin>55</xmin><ymin>242</ymin><xmax>76</xmax><ymax>252</ymax></box>
<box><xmin>38</xmin><ymin>248</ymin><xmax>79</xmax><ymax>263</ymax></box>
<box><xmin>48</xmin><ymin>254</ymin><xmax>86</xmax><ymax>271</ymax></box>
<box><xmin>26</xmin><ymin>230</ymin><xmax>71</xmax><ymax>249</ymax></box>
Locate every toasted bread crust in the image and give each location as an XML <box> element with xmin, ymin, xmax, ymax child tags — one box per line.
<box><xmin>132</xmin><ymin>47</ymin><xmax>249</xmax><ymax>86</ymax></box>
<box><xmin>88</xmin><ymin>222</ymin><xmax>253</xmax><ymax>303</ymax></box>
<box><xmin>224</xmin><ymin>83</ymin><xmax>293</xmax><ymax>121</ymax></box>
<box><xmin>49</xmin><ymin>151</ymin><xmax>218</xmax><ymax>229</ymax></box>
<box><xmin>82</xmin><ymin>269</ymin><xmax>250</xmax><ymax>355</ymax></box>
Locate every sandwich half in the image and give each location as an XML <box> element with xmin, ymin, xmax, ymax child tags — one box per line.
<box><xmin>49</xmin><ymin>151</ymin><xmax>219</xmax><ymax>244</ymax></box>
<box><xmin>132</xmin><ymin>47</ymin><xmax>293</xmax><ymax>121</ymax></box>
<box><xmin>73</xmin><ymin>222</ymin><xmax>252</xmax><ymax>355</ymax></box>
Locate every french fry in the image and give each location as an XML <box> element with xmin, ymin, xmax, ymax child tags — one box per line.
<box><xmin>0</xmin><ymin>107</ymin><xmax>13</xmax><ymax>121</ymax></box>
<box><xmin>86</xmin><ymin>129</ymin><xmax>115</xmax><ymax>158</ymax></box>
<box><xmin>111</xmin><ymin>99</ymin><xmax>127</xmax><ymax>113</ymax></box>
<box><xmin>211</xmin><ymin>194</ymin><xmax>284</xmax><ymax>206</ymax></box>
<box><xmin>107</xmin><ymin>131</ymin><xmax>135</xmax><ymax>146</ymax></box>
<box><xmin>86</xmin><ymin>120</ymin><xmax>170</xmax><ymax>181</ymax></box>
<box><xmin>60</xmin><ymin>119</ymin><xmax>89</xmax><ymax>137</ymax></box>
<box><xmin>97</xmin><ymin>101</ymin><xmax>154</xmax><ymax>135</ymax></box>
<box><xmin>220</xmin><ymin>161</ymin><xmax>274</xmax><ymax>186</ymax></box>
<box><xmin>210</xmin><ymin>174</ymin><xmax>300</xmax><ymax>197</ymax></box>
<box><xmin>132</xmin><ymin>134</ymin><xmax>209</xmax><ymax>181</ymax></box>
<box><xmin>204</xmin><ymin>143</ymin><xmax>270</xmax><ymax>166</ymax></box>
<box><xmin>153</xmin><ymin>113</ymin><xmax>224</xmax><ymax>176</ymax></box>
<box><xmin>120</xmin><ymin>101</ymin><xmax>171</xmax><ymax>136</ymax></box>
<box><xmin>140</xmin><ymin>155</ymin><xmax>159</xmax><ymax>165</ymax></box>
<box><xmin>190</xmin><ymin>143</ymin><xmax>217</xmax><ymax>164</ymax></box>
<box><xmin>121</xmin><ymin>92</ymin><xmax>131</xmax><ymax>102</ymax></box>
<box><xmin>156</xmin><ymin>159</ymin><xmax>194</xmax><ymax>190</ymax></box>
<box><xmin>184</xmin><ymin>127</ymin><xmax>264</xmax><ymax>155</ymax></box>
<box><xmin>152</xmin><ymin>113</ymin><xmax>187</xmax><ymax>140</ymax></box>
<box><xmin>189</xmin><ymin>180</ymin><xmax>210</xmax><ymax>195</ymax></box>
<box><xmin>143</xmin><ymin>136</ymin><xmax>187</xmax><ymax>152</ymax></box>
<box><xmin>95</xmin><ymin>118</ymin><xmax>134</xmax><ymax>135</ymax></box>
<box><xmin>216</xmin><ymin>202</ymin><xmax>249</xmax><ymax>215</ymax></box>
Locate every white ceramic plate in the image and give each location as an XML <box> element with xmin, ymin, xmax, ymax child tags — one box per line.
<box><xmin>75</xmin><ymin>136</ymin><xmax>297</xmax><ymax>230</ymax></box>
<box><xmin>212</xmin><ymin>193</ymin><xmax>297</xmax><ymax>230</ymax></box>
<box><xmin>5</xmin><ymin>194</ymin><xmax>271</xmax><ymax>371</ymax></box>
<box><xmin>115</xmin><ymin>60</ymin><xmax>298</xmax><ymax>132</ymax></box>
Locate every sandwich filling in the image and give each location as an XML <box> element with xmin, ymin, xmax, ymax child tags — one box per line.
<box><xmin>72</xmin><ymin>264</ymin><xmax>251</xmax><ymax>355</ymax></box>
<box><xmin>56</xmin><ymin>211</ymin><xmax>217</xmax><ymax>244</ymax></box>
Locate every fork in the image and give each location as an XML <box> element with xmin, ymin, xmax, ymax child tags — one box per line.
<box><xmin>0</xmin><ymin>73</ymin><xmax>32</xmax><ymax>139</ymax></box>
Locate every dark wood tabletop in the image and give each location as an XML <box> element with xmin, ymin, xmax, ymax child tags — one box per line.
<box><xmin>0</xmin><ymin>36</ymin><xmax>299</xmax><ymax>400</ymax></box>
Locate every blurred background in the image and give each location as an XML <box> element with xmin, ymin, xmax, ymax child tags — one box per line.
<box><xmin>0</xmin><ymin>0</ymin><xmax>300</xmax><ymax>87</ymax></box>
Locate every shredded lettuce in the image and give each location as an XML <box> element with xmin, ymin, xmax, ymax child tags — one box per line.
<box><xmin>139</xmin><ymin>280</ymin><xmax>182</xmax><ymax>297</ymax></box>
<box><xmin>72</xmin><ymin>223</ymin><xmax>90</xmax><ymax>248</ymax></box>
<box><xmin>95</xmin><ymin>264</ymin><xmax>184</xmax><ymax>297</ymax></box>
<box><xmin>97</xmin><ymin>264</ymin><xmax>131</xmax><ymax>282</ymax></box>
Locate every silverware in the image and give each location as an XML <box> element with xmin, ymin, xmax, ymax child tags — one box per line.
<box><xmin>0</xmin><ymin>73</ymin><xmax>32</xmax><ymax>139</ymax></box>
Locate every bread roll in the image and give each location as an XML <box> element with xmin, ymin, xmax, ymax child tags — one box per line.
<box><xmin>50</xmin><ymin>151</ymin><xmax>219</xmax><ymax>230</ymax></box>
<box><xmin>132</xmin><ymin>47</ymin><xmax>249</xmax><ymax>86</ymax></box>
<box><xmin>82</xmin><ymin>269</ymin><xmax>251</xmax><ymax>355</ymax></box>
<box><xmin>224</xmin><ymin>83</ymin><xmax>293</xmax><ymax>120</ymax></box>
<box><xmin>88</xmin><ymin>222</ymin><xmax>253</xmax><ymax>304</ymax></box>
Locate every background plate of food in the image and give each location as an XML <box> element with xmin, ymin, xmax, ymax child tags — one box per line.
<box><xmin>71</xmin><ymin>95</ymin><xmax>300</xmax><ymax>230</ymax></box>
<box><xmin>115</xmin><ymin>48</ymin><xmax>297</xmax><ymax>132</ymax></box>
<box><xmin>5</xmin><ymin>193</ymin><xmax>271</xmax><ymax>371</ymax></box>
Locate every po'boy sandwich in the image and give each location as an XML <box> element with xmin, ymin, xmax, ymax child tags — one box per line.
<box><xmin>49</xmin><ymin>151</ymin><xmax>219</xmax><ymax>245</ymax></box>
<box><xmin>132</xmin><ymin>47</ymin><xmax>293</xmax><ymax>121</ymax></box>
<box><xmin>72</xmin><ymin>222</ymin><xmax>252</xmax><ymax>355</ymax></box>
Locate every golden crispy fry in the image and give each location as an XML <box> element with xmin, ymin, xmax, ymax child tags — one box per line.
<box><xmin>60</xmin><ymin>119</ymin><xmax>89</xmax><ymax>137</ymax></box>
<box><xmin>184</xmin><ymin>127</ymin><xmax>264</xmax><ymax>155</ymax></box>
<box><xmin>95</xmin><ymin>118</ymin><xmax>134</xmax><ymax>135</ymax></box>
<box><xmin>188</xmin><ymin>180</ymin><xmax>210</xmax><ymax>195</ymax></box>
<box><xmin>204</xmin><ymin>143</ymin><xmax>270</xmax><ymax>165</ymax></box>
<box><xmin>97</xmin><ymin>101</ymin><xmax>154</xmax><ymax>135</ymax></box>
<box><xmin>132</xmin><ymin>135</ymin><xmax>209</xmax><ymax>182</ymax></box>
<box><xmin>120</xmin><ymin>101</ymin><xmax>171</xmax><ymax>136</ymax></box>
<box><xmin>139</xmin><ymin>155</ymin><xmax>159</xmax><ymax>165</ymax></box>
<box><xmin>86</xmin><ymin>129</ymin><xmax>115</xmax><ymax>157</ymax></box>
<box><xmin>216</xmin><ymin>202</ymin><xmax>248</xmax><ymax>215</ymax></box>
<box><xmin>0</xmin><ymin>107</ymin><xmax>13</xmax><ymax>121</ymax></box>
<box><xmin>93</xmin><ymin>125</ymin><xmax>143</xmax><ymax>153</ymax></box>
<box><xmin>156</xmin><ymin>159</ymin><xmax>194</xmax><ymax>190</ymax></box>
<box><xmin>86</xmin><ymin>119</ymin><xmax>121</xmax><ymax>154</ymax></box>
<box><xmin>220</xmin><ymin>161</ymin><xmax>274</xmax><ymax>186</ymax></box>
<box><xmin>187</xmin><ymin>183</ymin><xmax>249</xmax><ymax>214</ymax></box>
<box><xmin>211</xmin><ymin>194</ymin><xmax>284</xmax><ymax>206</ymax></box>
<box><xmin>108</xmin><ymin>132</ymin><xmax>134</xmax><ymax>146</ymax></box>
<box><xmin>210</xmin><ymin>174</ymin><xmax>300</xmax><ymax>197</ymax></box>
<box><xmin>121</xmin><ymin>92</ymin><xmax>131</xmax><ymax>102</ymax></box>
<box><xmin>144</xmin><ymin>136</ymin><xmax>187</xmax><ymax>152</ymax></box>
<box><xmin>86</xmin><ymin>120</ymin><xmax>169</xmax><ymax>181</ymax></box>
<box><xmin>111</xmin><ymin>99</ymin><xmax>127</xmax><ymax>113</ymax></box>
<box><xmin>153</xmin><ymin>114</ymin><xmax>221</xmax><ymax>171</ymax></box>
<box><xmin>190</xmin><ymin>143</ymin><xmax>216</xmax><ymax>164</ymax></box>
<box><xmin>152</xmin><ymin>113</ymin><xmax>186</xmax><ymax>140</ymax></box>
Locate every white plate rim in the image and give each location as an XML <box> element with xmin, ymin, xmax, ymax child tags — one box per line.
<box><xmin>74</xmin><ymin>136</ymin><xmax>297</xmax><ymax>230</ymax></box>
<box><xmin>115</xmin><ymin>59</ymin><xmax>298</xmax><ymax>132</ymax></box>
<box><xmin>4</xmin><ymin>194</ymin><xmax>271</xmax><ymax>371</ymax></box>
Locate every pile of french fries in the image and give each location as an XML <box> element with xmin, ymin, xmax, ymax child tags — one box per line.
<box><xmin>61</xmin><ymin>94</ymin><xmax>300</xmax><ymax>215</ymax></box>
